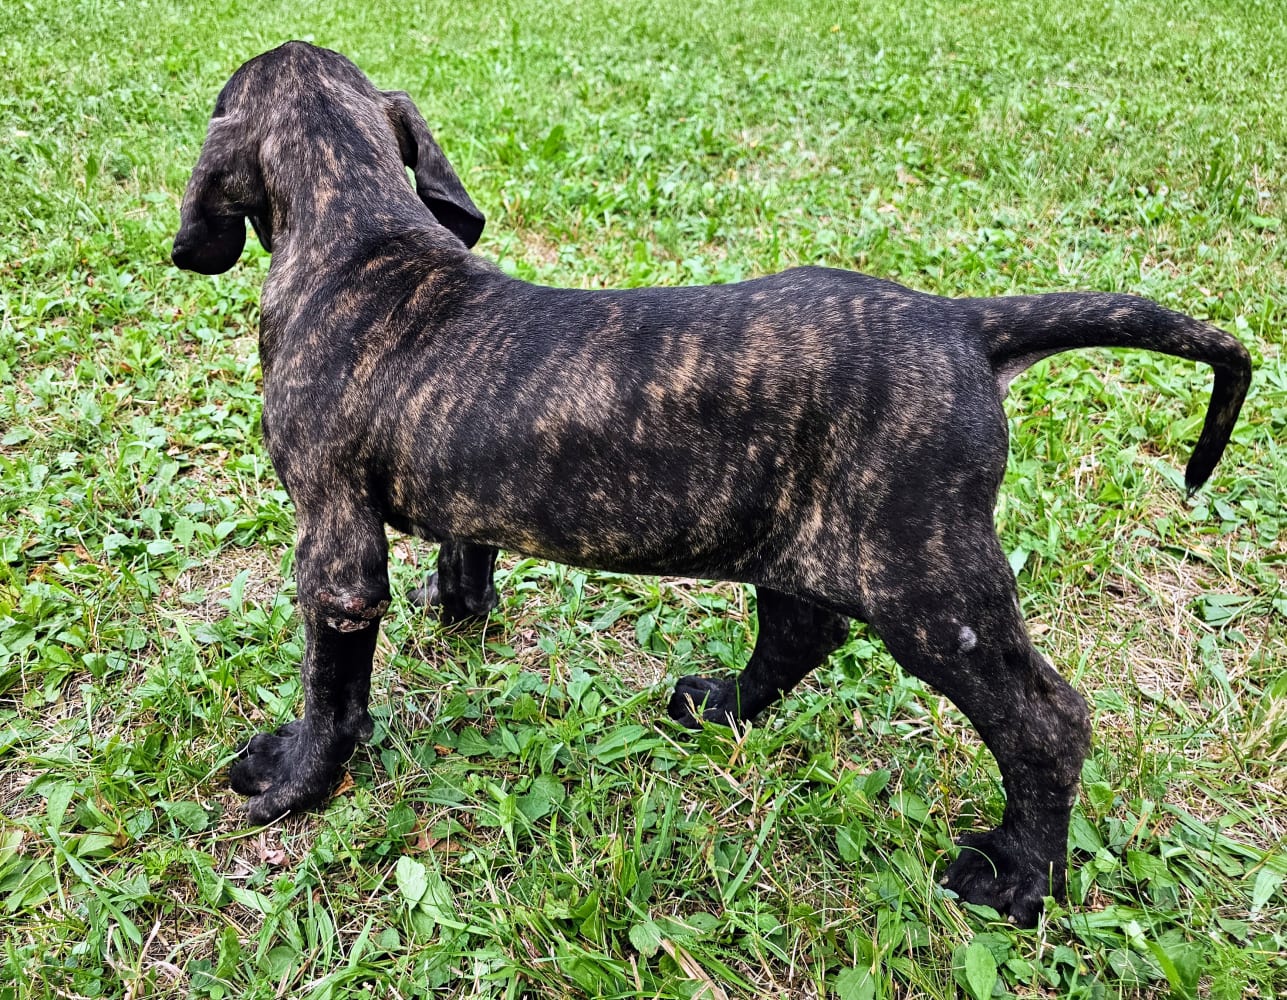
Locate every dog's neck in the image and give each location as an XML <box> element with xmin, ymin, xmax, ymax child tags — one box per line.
<box><xmin>256</xmin><ymin>145</ymin><xmax>463</xmax><ymax>372</ymax></box>
<box><xmin>262</xmin><ymin>140</ymin><xmax>429</xmax><ymax>263</ymax></box>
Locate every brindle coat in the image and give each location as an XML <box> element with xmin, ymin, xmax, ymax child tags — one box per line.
<box><xmin>172</xmin><ymin>41</ymin><xmax>1251</xmax><ymax>926</ymax></box>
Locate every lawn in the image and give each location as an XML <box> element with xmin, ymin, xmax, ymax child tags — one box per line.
<box><xmin>1</xmin><ymin>0</ymin><xmax>1285</xmax><ymax>996</ymax></box>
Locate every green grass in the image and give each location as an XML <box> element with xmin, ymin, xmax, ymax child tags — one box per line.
<box><xmin>1</xmin><ymin>0</ymin><xmax>1285</xmax><ymax>996</ymax></box>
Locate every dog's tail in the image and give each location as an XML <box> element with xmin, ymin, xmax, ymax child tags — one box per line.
<box><xmin>969</xmin><ymin>292</ymin><xmax>1252</xmax><ymax>496</ymax></box>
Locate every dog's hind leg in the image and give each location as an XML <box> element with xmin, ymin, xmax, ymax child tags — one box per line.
<box><xmin>668</xmin><ymin>587</ymin><xmax>850</xmax><ymax>727</ymax></box>
<box><xmin>230</xmin><ymin>505</ymin><xmax>390</xmax><ymax>823</ymax></box>
<box><xmin>864</xmin><ymin>522</ymin><xmax>1090</xmax><ymax>926</ymax></box>
<box><xmin>410</xmin><ymin>541</ymin><xmax>499</xmax><ymax>624</ymax></box>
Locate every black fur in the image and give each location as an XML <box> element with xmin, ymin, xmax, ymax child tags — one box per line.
<box><xmin>172</xmin><ymin>42</ymin><xmax>1252</xmax><ymax>926</ymax></box>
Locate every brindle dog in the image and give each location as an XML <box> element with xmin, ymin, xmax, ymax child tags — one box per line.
<box><xmin>172</xmin><ymin>41</ymin><xmax>1251</xmax><ymax>925</ymax></box>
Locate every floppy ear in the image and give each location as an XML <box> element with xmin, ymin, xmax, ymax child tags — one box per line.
<box><xmin>383</xmin><ymin>90</ymin><xmax>485</xmax><ymax>248</ymax></box>
<box><xmin>172</xmin><ymin>119</ymin><xmax>264</xmax><ymax>274</ymax></box>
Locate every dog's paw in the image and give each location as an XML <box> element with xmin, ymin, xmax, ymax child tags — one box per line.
<box><xmin>407</xmin><ymin>572</ymin><xmax>443</xmax><ymax>612</ymax></box>
<box><xmin>667</xmin><ymin>675</ymin><xmax>739</xmax><ymax>729</ymax></box>
<box><xmin>228</xmin><ymin>720</ymin><xmax>352</xmax><ymax>825</ymax></box>
<box><xmin>408</xmin><ymin>571</ymin><xmax>497</xmax><ymax>624</ymax></box>
<box><xmin>941</xmin><ymin>827</ymin><xmax>1060</xmax><ymax>927</ymax></box>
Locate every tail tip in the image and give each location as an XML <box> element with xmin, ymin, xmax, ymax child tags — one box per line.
<box><xmin>1184</xmin><ymin>461</ymin><xmax>1213</xmax><ymax>499</ymax></box>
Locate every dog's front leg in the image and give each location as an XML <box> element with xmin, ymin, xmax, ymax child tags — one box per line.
<box><xmin>229</xmin><ymin>509</ymin><xmax>389</xmax><ymax>824</ymax></box>
<box><xmin>410</xmin><ymin>540</ymin><xmax>499</xmax><ymax>624</ymax></box>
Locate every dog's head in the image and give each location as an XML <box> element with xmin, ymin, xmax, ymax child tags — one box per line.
<box><xmin>172</xmin><ymin>41</ymin><xmax>484</xmax><ymax>274</ymax></box>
